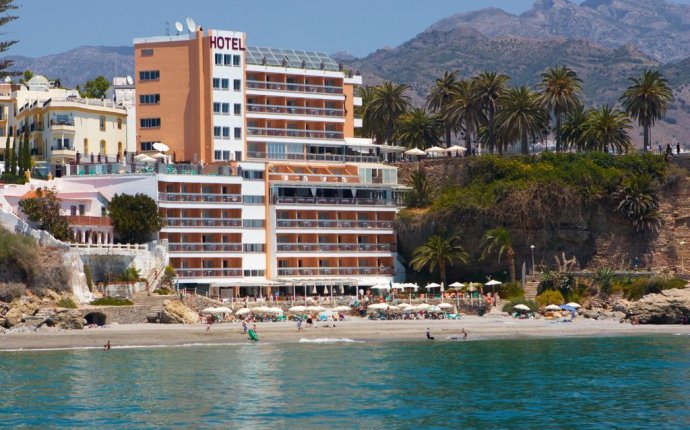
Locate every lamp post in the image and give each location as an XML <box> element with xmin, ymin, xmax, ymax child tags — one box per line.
<box><xmin>530</xmin><ymin>245</ymin><xmax>536</xmax><ymax>276</ymax></box>
<box><xmin>681</xmin><ymin>241</ymin><xmax>686</xmax><ymax>272</ymax></box>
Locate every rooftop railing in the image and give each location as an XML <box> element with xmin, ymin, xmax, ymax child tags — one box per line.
<box><xmin>246</xmin><ymin>80</ymin><xmax>343</xmax><ymax>95</ymax></box>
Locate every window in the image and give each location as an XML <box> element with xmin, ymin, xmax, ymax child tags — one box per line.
<box><xmin>140</xmin><ymin>118</ymin><xmax>161</xmax><ymax>128</ymax></box>
<box><xmin>214</xmin><ymin>126</ymin><xmax>222</xmax><ymax>138</ymax></box>
<box><xmin>221</xmin><ymin>79</ymin><xmax>229</xmax><ymax>90</ymax></box>
<box><xmin>139</xmin><ymin>94</ymin><xmax>160</xmax><ymax>104</ymax></box>
<box><xmin>117</xmin><ymin>118</ymin><xmax>122</xmax><ymax>130</ymax></box>
<box><xmin>243</xmin><ymin>219</ymin><xmax>265</xmax><ymax>228</ymax></box>
<box><xmin>213</xmin><ymin>102</ymin><xmax>221</xmax><ymax>113</ymax></box>
<box><xmin>99</xmin><ymin>116</ymin><xmax>106</xmax><ymax>131</ymax></box>
<box><xmin>234</xmin><ymin>104</ymin><xmax>241</xmax><ymax>115</ymax></box>
<box><xmin>243</xmin><ymin>195</ymin><xmax>265</xmax><ymax>204</ymax></box>
<box><xmin>234</xmin><ymin>127</ymin><xmax>242</xmax><ymax>139</ymax></box>
<box><xmin>233</xmin><ymin>55</ymin><xmax>241</xmax><ymax>66</ymax></box>
<box><xmin>222</xmin><ymin>103</ymin><xmax>230</xmax><ymax>115</ymax></box>
<box><xmin>242</xmin><ymin>244</ymin><xmax>265</xmax><ymax>253</ymax></box>
<box><xmin>242</xmin><ymin>170</ymin><xmax>264</xmax><ymax>180</ymax></box>
<box><xmin>79</xmin><ymin>204</ymin><xmax>85</xmax><ymax>215</ymax></box>
<box><xmin>233</xmin><ymin>79</ymin><xmax>241</xmax><ymax>91</ymax></box>
<box><xmin>224</xmin><ymin>54</ymin><xmax>232</xmax><ymax>66</ymax></box>
<box><xmin>214</xmin><ymin>150</ymin><xmax>221</xmax><ymax>160</ymax></box>
<box><xmin>83</xmin><ymin>138</ymin><xmax>89</xmax><ymax>154</ymax></box>
<box><xmin>100</xmin><ymin>140</ymin><xmax>107</xmax><ymax>154</ymax></box>
<box><xmin>222</xmin><ymin>127</ymin><xmax>230</xmax><ymax>139</ymax></box>
<box><xmin>213</xmin><ymin>78</ymin><xmax>221</xmax><ymax>89</ymax></box>
<box><xmin>141</xmin><ymin>141</ymin><xmax>154</xmax><ymax>151</ymax></box>
<box><xmin>214</xmin><ymin>53</ymin><xmax>223</xmax><ymax>65</ymax></box>
<box><xmin>139</xmin><ymin>70</ymin><xmax>160</xmax><ymax>81</ymax></box>
<box><xmin>141</xmin><ymin>49</ymin><xmax>154</xmax><ymax>56</ymax></box>
<box><xmin>243</xmin><ymin>269</ymin><xmax>265</xmax><ymax>277</ymax></box>
<box><xmin>214</xmin><ymin>150</ymin><xmax>232</xmax><ymax>161</ymax></box>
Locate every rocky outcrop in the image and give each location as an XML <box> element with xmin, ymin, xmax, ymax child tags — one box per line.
<box><xmin>159</xmin><ymin>299</ymin><xmax>198</xmax><ymax>324</ymax></box>
<box><xmin>46</xmin><ymin>309</ymin><xmax>85</xmax><ymax>330</ymax></box>
<box><xmin>629</xmin><ymin>288</ymin><xmax>690</xmax><ymax>324</ymax></box>
<box><xmin>3</xmin><ymin>297</ymin><xmax>40</xmax><ymax>327</ymax></box>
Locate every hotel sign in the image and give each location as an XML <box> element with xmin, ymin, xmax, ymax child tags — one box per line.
<box><xmin>210</xmin><ymin>36</ymin><xmax>245</xmax><ymax>51</ymax></box>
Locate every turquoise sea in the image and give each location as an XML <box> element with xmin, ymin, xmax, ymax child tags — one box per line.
<box><xmin>1</xmin><ymin>335</ymin><xmax>689</xmax><ymax>429</ymax></box>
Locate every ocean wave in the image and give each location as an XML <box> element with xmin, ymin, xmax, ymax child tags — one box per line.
<box><xmin>0</xmin><ymin>342</ymin><xmax>250</xmax><ymax>353</ymax></box>
<box><xmin>298</xmin><ymin>338</ymin><xmax>363</xmax><ymax>344</ymax></box>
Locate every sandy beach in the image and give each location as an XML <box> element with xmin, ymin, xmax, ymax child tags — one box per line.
<box><xmin>2</xmin><ymin>315</ymin><xmax>689</xmax><ymax>351</ymax></box>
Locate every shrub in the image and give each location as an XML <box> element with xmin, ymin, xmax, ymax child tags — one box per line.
<box><xmin>162</xmin><ymin>265</ymin><xmax>176</xmax><ymax>287</ymax></box>
<box><xmin>621</xmin><ymin>276</ymin><xmax>687</xmax><ymax>300</ymax></box>
<box><xmin>153</xmin><ymin>287</ymin><xmax>174</xmax><ymax>295</ymax></box>
<box><xmin>502</xmin><ymin>297</ymin><xmax>538</xmax><ymax>313</ymax></box>
<box><xmin>497</xmin><ymin>281</ymin><xmax>523</xmax><ymax>300</ymax></box>
<box><xmin>57</xmin><ymin>297</ymin><xmax>77</xmax><ymax>309</ymax></box>
<box><xmin>91</xmin><ymin>297</ymin><xmax>133</xmax><ymax>306</ymax></box>
<box><xmin>119</xmin><ymin>267</ymin><xmax>142</xmax><ymax>284</ymax></box>
<box><xmin>0</xmin><ymin>283</ymin><xmax>27</xmax><ymax>302</ymax></box>
<box><xmin>536</xmin><ymin>289</ymin><xmax>565</xmax><ymax>306</ymax></box>
<box><xmin>0</xmin><ymin>229</ymin><xmax>39</xmax><ymax>284</ymax></box>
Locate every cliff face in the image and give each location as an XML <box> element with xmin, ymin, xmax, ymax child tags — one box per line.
<box><xmin>395</xmin><ymin>158</ymin><xmax>689</xmax><ymax>282</ymax></box>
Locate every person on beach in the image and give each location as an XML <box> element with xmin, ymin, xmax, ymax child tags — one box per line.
<box><xmin>426</xmin><ymin>328</ymin><xmax>434</xmax><ymax>340</ymax></box>
<box><xmin>296</xmin><ymin>317</ymin><xmax>303</xmax><ymax>332</ymax></box>
<box><xmin>462</xmin><ymin>329</ymin><xmax>468</xmax><ymax>340</ymax></box>
<box><xmin>104</xmin><ymin>340</ymin><xmax>111</xmax><ymax>350</ymax></box>
<box><xmin>242</xmin><ymin>321</ymin><xmax>248</xmax><ymax>334</ymax></box>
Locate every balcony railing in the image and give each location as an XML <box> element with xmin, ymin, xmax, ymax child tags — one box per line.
<box><xmin>246</xmin><ymin>80</ymin><xmax>343</xmax><ymax>95</ymax></box>
<box><xmin>158</xmin><ymin>193</ymin><xmax>243</xmax><ymax>203</ymax></box>
<box><xmin>276</xmin><ymin>243</ymin><xmax>392</xmax><ymax>252</ymax></box>
<box><xmin>165</xmin><ymin>218</ymin><xmax>242</xmax><ymax>227</ymax></box>
<box><xmin>66</xmin><ymin>215</ymin><xmax>112</xmax><ymax>227</ymax></box>
<box><xmin>276</xmin><ymin>267</ymin><xmax>392</xmax><ymax>277</ymax></box>
<box><xmin>247</xmin><ymin>127</ymin><xmax>343</xmax><ymax>140</ymax></box>
<box><xmin>168</xmin><ymin>243</ymin><xmax>242</xmax><ymax>252</ymax></box>
<box><xmin>247</xmin><ymin>151</ymin><xmax>381</xmax><ymax>163</ymax></box>
<box><xmin>178</xmin><ymin>268</ymin><xmax>243</xmax><ymax>278</ymax></box>
<box><xmin>274</xmin><ymin>196</ymin><xmax>398</xmax><ymax>206</ymax></box>
<box><xmin>50</xmin><ymin>119</ymin><xmax>75</xmax><ymax>127</ymax></box>
<box><xmin>246</xmin><ymin>104</ymin><xmax>343</xmax><ymax>117</ymax></box>
<box><xmin>276</xmin><ymin>219</ymin><xmax>394</xmax><ymax>229</ymax></box>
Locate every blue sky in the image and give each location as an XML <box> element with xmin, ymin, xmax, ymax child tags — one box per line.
<box><xmin>8</xmin><ymin>0</ymin><xmax>690</xmax><ymax>58</ymax></box>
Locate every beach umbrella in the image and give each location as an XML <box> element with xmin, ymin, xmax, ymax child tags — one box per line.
<box><xmin>404</xmin><ymin>147</ymin><xmax>426</xmax><ymax>156</ymax></box>
<box><xmin>449</xmin><ymin>282</ymin><xmax>465</xmax><ymax>288</ymax></box>
<box><xmin>332</xmin><ymin>305</ymin><xmax>351</xmax><ymax>312</ymax></box>
<box><xmin>485</xmin><ymin>280</ymin><xmax>502</xmax><ymax>287</ymax></box>
<box><xmin>323</xmin><ymin>286</ymin><xmax>329</xmax><ymax>295</ymax></box>
<box><xmin>312</xmin><ymin>286</ymin><xmax>318</xmax><ymax>295</ymax></box>
<box><xmin>513</xmin><ymin>304</ymin><xmax>530</xmax><ymax>312</ymax></box>
<box><xmin>367</xmin><ymin>303</ymin><xmax>389</xmax><ymax>310</ymax></box>
<box><xmin>152</xmin><ymin>142</ymin><xmax>170</xmax><ymax>152</ymax></box>
<box><xmin>466</xmin><ymin>285</ymin><xmax>477</xmax><ymax>292</ymax></box>
<box><xmin>566</xmin><ymin>302</ymin><xmax>582</xmax><ymax>309</ymax></box>
<box><xmin>446</xmin><ymin>145</ymin><xmax>467</xmax><ymax>153</ymax></box>
<box><xmin>544</xmin><ymin>304</ymin><xmax>561</xmax><ymax>311</ymax></box>
<box><xmin>371</xmin><ymin>284</ymin><xmax>391</xmax><ymax>291</ymax></box>
<box><xmin>425</xmin><ymin>146</ymin><xmax>446</xmax><ymax>155</ymax></box>
<box><xmin>235</xmin><ymin>308</ymin><xmax>251</xmax><ymax>316</ymax></box>
<box><xmin>426</xmin><ymin>282</ymin><xmax>442</xmax><ymax>289</ymax></box>
<box><xmin>429</xmin><ymin>305</ymin><xmax>441</xmax><ymax>313</ymax></box>
<box><xmin>202</xmin><ymin>306</ymin><xmax>232</xmax><ymax>314</ymax></box>
<box><xmin>415</xmin><ymin>303</ymin><xmax>431</xmax><ymax>311</ymax></box>
<box><xmin>307</xmin><ymin>305</ymin><xmax>326</xmax><ymax>312</ymax></box>
<box><xmin>339</xmin><ymin>285</ymin><xmax>345</xmax><ymax>295</ymax></box>
<box><xmin>150</xmin><ymin>152</ymin><xmax>167</xmax><ymax>159</ymax></box>
<box><xmin>134</xmin><ymin>153</ymin><xmax>155</xmax><ymax>163</ymax></box>
<box><xmin>251</xmin><ymin>306</ymin><xmax>271</xmax><ymax>314</ymax></box>
<box><xmin>438</xmin><ymin>303</ymin><xmax>453</xmax><ymax>310</ymax></box>
<box><xmin>267</xmin><ymin>307</ymin><xmax>284</xmax><ymax>315</ymax></box>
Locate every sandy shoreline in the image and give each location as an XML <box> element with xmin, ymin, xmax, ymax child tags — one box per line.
<box><xmin>1</xmin><ymin>315</ymin><xmax>689</xmax><ymax>351</ymax></box>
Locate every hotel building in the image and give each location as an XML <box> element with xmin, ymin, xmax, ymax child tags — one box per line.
<box><xmin>45</xmin><ymin>26</ymin><xmax>404</xmax><ymax>297</ymax></box>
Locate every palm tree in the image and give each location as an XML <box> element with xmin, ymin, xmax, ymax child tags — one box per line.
<box><xmin>495</xmin><ymin>86</ymin><xmax>548</xmax><ymax>155</ymax></box>
<box><xmin>473</xmin><ymin>72</ymin><xmax>510</xmax><ymax>154</ymax></box>
<box><xmin>356</xmin><ymin>86</ymin><xmax>379</xmax><ymax>140</ymax></box>
<box><xmin>405</xmin><ymin>169</ymin><xmax>431</xmax><ymax>208</ymax></box>
<box><xmin>561</xmin><ymin>106</ymin><xmax>591</xmax><ymax>152</ymax></box>
<box><xmin>620</xmin><ymin>69</ymin><xmax>673</xmax><ymax>152</ymax></box>
<box><xmin>394</xmin><ymin>108</ymin><xmax>443</xmax><ymax>149</ymax></box>
<box><xmin>444</xmin><ymin>78</ymin><xmax>484</xmax><ymax>154</ymax></box>
<box><xmin>410</xmin><ymin>235</ymin><xmax>468</xmax><ymax>287</ymax></box>
<box><xmin>481</xmin><ymin>227</ymin><xmax>516</xmax><ymax>282</ymax></box>
<box><xmin>613</xmin><ymin>174</ymin><xmax>661</xmax><ymax>232</ymax></box>
<box><xmin>426</xmin><ymin>70</ymin><xmax>458</xmax><ymax>147</ymax></box>
<box><xmin>365</xmin><ymin>81</ymin><xmax>411</xmax><ymax>145</ymax></box>
<box><xmin>538</xmin><ymin>65</ymin><xmax>583</xmax><ymax>152</ymax></box>
<box><xmin>583</xmin><ymin>105</ymin><xmax>632</xmax><ymax>153</ymax></box>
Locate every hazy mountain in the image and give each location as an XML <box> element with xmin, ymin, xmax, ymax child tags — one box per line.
<box><xmin>428</xmin><ymin>0</ymin><xmax>690</xmax><ymax>63</ymax></box>
<box><xmin>4</xmin><ymin>46</ymin><xmax>134</xmax><ymax>88</ymax></box>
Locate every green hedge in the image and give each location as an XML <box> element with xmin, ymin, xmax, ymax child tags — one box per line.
<box><xmin>91</xmin><ymin>297</ymin><xmax>133</xmax><ymax>306</ymax></box>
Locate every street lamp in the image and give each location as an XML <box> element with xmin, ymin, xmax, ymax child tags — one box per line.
<box><xmin>530</xmin><ymin>245</ymin><xmax>536</xmax><ymax>276</ymax></box>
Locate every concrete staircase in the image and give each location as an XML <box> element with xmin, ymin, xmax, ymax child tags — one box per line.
<box><xmin>132</xmin><ymin>292</ymin><xmax>171</xmax><ymax>319</ymax></box>
<box><xmin>523</xmin><ymin>278</ymin><xmax>540</xmax><ymax>300</ymax></box>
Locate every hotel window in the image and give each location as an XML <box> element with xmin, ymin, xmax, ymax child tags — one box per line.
<box><xmin>243</xmin><ymin>269</ymin><xmax>265</xmax><ymax>277</ymax></box>
<box><xmin>222</xmin><ymin>127</ymin><xmax>230</xmax><ymax>139</ymax></box>
<box><xmin>214</xmin><ymin>150</ymin><xmax>230</xmax><ymax>161</ymax></box>
<box><xmin>213</xmin><ymin>78</ymin><xmax>221</xmax><ymax>89</ymax></box>
<box><xmin>214</xmin><ymin>150</ymin><xmax>221</xmax><ymax>160</ymax></box>
<box><xmin>224</xmin><ymin>54</ymin><xmax>232</xmax><ymax>66</ymax></box>
<box><xmin>215</xmin><ymin>53</ymin><xmax>223</xmax><ymax>65</ymax></box>
<box><xmin>222</xmin><ymin>103</ymin><xmax>230</xmax><ymax>115</ymax></box>
<box><xmin>141</xmin><ymin>49</ymin><xmax>154</xmax><ymax>56</ymax></box>
<box><xmin>140</xmin><ymin>118</ymin><xmax>161</xmax><ymax>128</ymax></box>
<box><xmin>242</xmin><ymin>170</ymin><xmax>264</xmax><ymax>180</ymax></box>
<box><xmin>233</xmin><ymin>104</ymin><xmax>241</xmax><ymax>115</ymax></box>
<box><xmin>243</xmin><ymin>219</ymin><xmax>265</xmax><ymax>228</ymax></box>
<box><xmin>140</xmin><ymin>94</ymin><xmax>160</xmax><ymax>104</ymax></box>
<box><xmin>213</xmin><ymin>102</ymin><xmax>221</xmax><ymax>113</ymax></box>
<box><xmin>99</xmin><ymin>116</ymin><xmax>106</xmax><ymax>131</ymax></box>
<box><xmin>117</xmin><ymin>118</ymin><xmax>122</xmax><ymax>130</ymax></box>
<box><xmin>233</xmin><ymin>55</ymin><xmax>241</xmax><ymax>66</ymax></box>
<box><xmin>242</xmin><ymin>244</ymin><xmax>265</xmax><ymax>253</ymax></box>
<box><xmin>139</xmin><ymin>70</ymin><xmax>160</xmax><ymax>81</ymax></box>
<box><xmin>243</xmin><ymin>195</ymin><xmax>265</xmax><ymax>204</ymax></box>
<box><xmin>234</xmin><ymin>127</ymin><xmax>242</xmax><ymax>139</ymax></box>
<box><xmin>141</xmin><ymin>141</ymin><xmax>154</xmax><ymax>151</ymax></box>
<box><xmin>233</xmin><ymin>79</ymin><xmax>241</xmax><ymax>91</ymax></box>
<box><xmin>214</xmin><ymin>126</ymin><xmax>222</xmax><ymax>138</ymax></box>
<box><xmin>100</xmin><ymin>140</ymin><xmax>107</xmax><ymax>155</ymax></box>
<box><xmin>221</xmin><ymin>79</ymin><xmax>229</xmax><ymax>90</ymax></box>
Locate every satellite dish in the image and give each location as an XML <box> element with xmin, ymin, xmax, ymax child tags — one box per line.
<box><xmin>4</xmin><ymin>76</ymin><xmax>11</xmax><ymax>83</ymax></box>
<box><xmin>153</xmin><ymin>142</ymin><xmax>170</xmax><ymax>152</ymax></box>
<box><xmin>126</xmin><ymin>75</ymin><xmax>133</xmax><ymax>85</ymax></box>
<box><xmin>175</xmin><ymin>21</ymin><xmax>183</xmax><ymax>33</ymax></box>
<box><xmin>186</xmin><ymin>17</ymin><xmax>196</xmax><ymax>33</ymax></box>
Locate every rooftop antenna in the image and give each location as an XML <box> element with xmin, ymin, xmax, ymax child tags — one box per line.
<box><xmin>186</xmin><ymin>17</ymin><xmax>197</xmax><ymax>33</ymax></box>
<box><xmin>175</xmin><ymin>21</ymin><xmax>184</xmax><ymax>35</ymax></box>
<box><xmin>164</xmin><ymin>21</ymin><xmax>170</xmax><ymax>36</ymax></box>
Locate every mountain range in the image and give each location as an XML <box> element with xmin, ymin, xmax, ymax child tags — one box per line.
<box><xmin>5</xmin><ymin>0</ymin><xmax>690</xmax><ymax>145</ymax></box>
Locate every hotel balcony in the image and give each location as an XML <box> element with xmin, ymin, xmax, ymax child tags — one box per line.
<box><xmin>49</xmin><ymin>119</ymin><xmax>76</xmax><ymax>133</ymax></box>
<box><xmin>273</xmin><ymin>196</ymin><xmax>400</xmax><ymax>207</ymax></box>
<box><xmin>50</xmin><ymin>145</ymin><xmax>77</xmax><ymax>162</ymax></box>
<box><xmin>246</xmin><ymin>104</ymin><xmax>343</xmax><ymax>118</ymax></box>
<box><xmin>276</xmin><ymin>267</ymin><xmax>392</xmax><ymax>277</ymax></box>
<box><xmin>246</xmin><ymin>80</ymin><xmax>343</xmax><ymax>95</ymax></box>
<box><xmin>158</xmin><ymin>192</ymin><xmax>243</xmax><ymax>203</ymax></box>
<box><xmin>247</xmin><ymin>151</ymin><xmax>380</xmax><ymax>163</ymax></box>
<box><xmin>177</xmin><ymin>268</ymin><xmax>243</xmax><ymax>278</ymax></box>
<box><xmin>276</xmin><ymin>219</ymin><xmax>393</xmax><ymax>229</ymax></box>
<box><xmin>165</xmin><ymin>218</ymin><xmax>242</xmax><ymax>228</ymax></box>
<box><xmin>247</xmin><ymin>127</ymin><xmax>343</xmax><ymax>140</ymax></box>
<box><xmin>168</xmin><ymin>243</ymin><xmax>243</xmax><ymax>252</ymax></box>
<box><xmin>276</xmin><ymin>243</ymin><xmax>393</xmax><ymax>252</ymax></box>
<box><xmin>66</xmin><ymin>215</ymin><xmax>112</xmax><ymax>228</ymax></box>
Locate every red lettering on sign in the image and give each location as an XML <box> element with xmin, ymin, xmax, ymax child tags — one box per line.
<box><xmin>209</xmin><ymin>35</ymin><xmax>245</xmax><ymax>51</ymax></box>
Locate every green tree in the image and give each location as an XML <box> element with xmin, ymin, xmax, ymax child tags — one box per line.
<box><xmin>356</xmin><ymin>86</ymin><xmax>380</xmax><ymax>140</ymax></box>
<box><xmin>22</xmin><ymin>130</ymin><xmax>31</xmax><ymax>174</ymax></box>
<box><xmin>444</xmin><ymin>78</ymin><xmax>484</xmax><ymax>154</ymax></box>
<box><xmin>473</xmin><ymin>71</ymin><xmax>510</xmax><ymax>154</ymax></box>
<box><xmin>538</xmin><ymin>65</ymin><xmax>583</xmax><ymax>152</ymax></box>
<box><xmin>119</xmin><ymin>267</ymin><xmax>142</xmax><ymax>285</ymax></box>
<box><xmin>162</xmin><ymin>265</ymin><xmax>177</xmax><ymax>288</ymax></box>
<box><xmin>16</xmin><ymin>133</ymin><xmax>23</xmax><ymax>174</ymax></box>
<box><xmin>81</xmin><ymin>75</ymin><xmax>110</xmax><ymax>99</ymax></box>
<box><xmin>109</xmin><ymin>193</ymin><xmax>165</xmax><ymax>244</ymax></box>
<box><xmin>561</xmin><ymin>106</ymin><xmax>591</xmax><ymax>152</ymax></box>
<box><xmin>364</xmin><ymin>81</ymin><xmax>411</xmax><ymax>145</ymax></box>
<box><xmin>583</xmin><ymin>105</ymin><xmax>632</xmax><ymax>153</ymax></box>
<box><xmin>18</xmin><ymin>187</ymin><xmax>71</xmax><ymax>240</ymax></box>
<box><xmin>394</xmin><ymin>108</ymin><xmax>443</xmax><ymax>149</ymax></box>
<box><xmin>2</xmin><ymin>132</ymin><xmax>9</xmax><ymax>176</ymax></box>
<box><xmin>613</xmin><ymin>174</ymin><xmax>661</xmax><ymax>232</ymax></box>
<box><xmin>481</xmin><ymin>227</ymin><xmax>516</xmax><ymax>282</ymax></box>
<box><xmin>426</xmin><ymin>70</ymin><xmax>458</xmax><ymax>147</ymax></box>
<box><xmin>620</xmin><ymin>69</ymin><xmax>673</xmax><ymax>152</ymax></box>
<box><xmin>8</xmin><ymin>138</ymin><xmax>16</xmax><ymax>175</ymax></box>
<box><xmin>495</xmin><ymin>86</ymin><xmax>548</xmax><ymax>155</ymax></box>
<box><xmin>405</xmin><ymin>169</ymin><xmax>431</xmax><ymax>208</ymax></box>
<box><xmin>0</xmin><ymin>0</ymin><xmax>20</xmax><ymax>77</ymax></box>
<box><xmin>410</xmin><ymin>235</ymin><xmax>468</xmax><ymax>287</ymax></box>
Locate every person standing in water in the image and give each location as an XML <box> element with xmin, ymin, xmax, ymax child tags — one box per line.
<box><xmin>104</xmin><ymin>340</ymin><xmax>111</xmax><ymax>350</ymax></box>
<box><xmin>426</xmin><ymin>328</ymin><xmax>434</xmax><ymax>340</ymax></box>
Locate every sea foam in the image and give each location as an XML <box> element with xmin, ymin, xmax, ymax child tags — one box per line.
<box><xmin>298</xmin><ymin>338</ymin><xmax>363</xmax><ymax>344</ymax></box>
